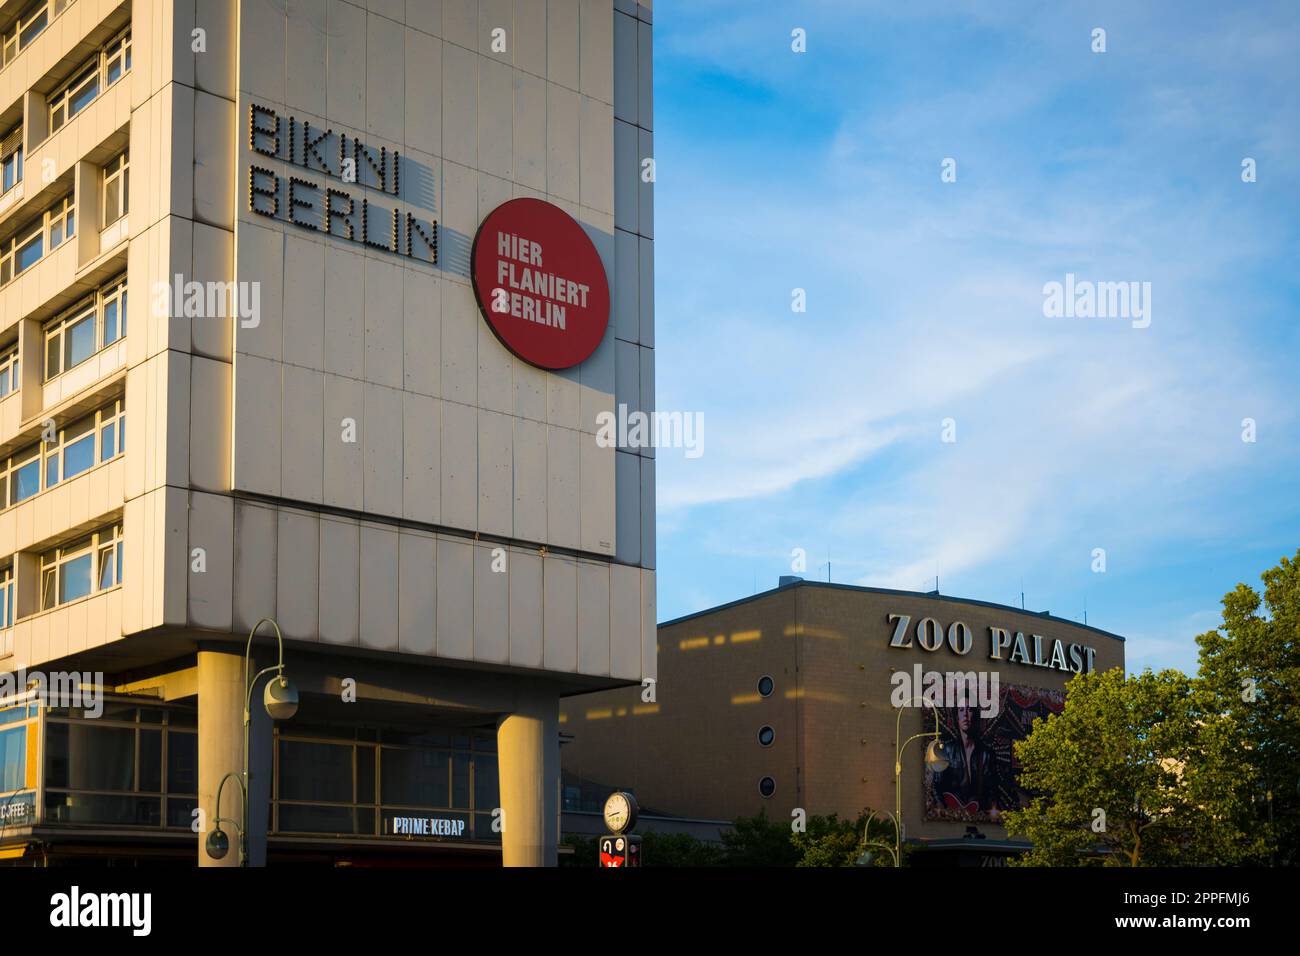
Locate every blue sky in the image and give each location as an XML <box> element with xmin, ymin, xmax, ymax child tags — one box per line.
<box><xmin>650</xmin><ymin>0</ymin><xmax>1300</xmax><ymax>675</ymax></box>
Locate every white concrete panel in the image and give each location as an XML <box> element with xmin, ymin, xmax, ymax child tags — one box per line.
<box><xmin>190</xmin><ymin>355</ymin><xmax>232</xmax><ymax>492</ymax></box>
<box><xmin>477</xmin><ymin>324</ymin><xmax>514</xmax><ymax>414</ymax></box>
<box><xmin>513</xmin><ymin>71</ymin><xmax>546</xmax><ymax>191</ymax></box>
<box><xmin>187</xmin><ymin>492</ymin><xmax>234</xmax><ymax>630</ymax></box>
<box><xmin>614</xmin><ymin>228</ymin><xmax>638</xmax><ymax>342</ymax></box>
<box><xmin>407</xmin><ymin>0</ymin><xmax>443</xmax><ymax>37</ymax></box>
<box><xmin>638</xmin><ymin>344</ymin><xmax>655</xmax><ymax>457</ymax></box>
<box><xmin>190</xmin><ymin>221</ymin><xmax>235</xmax><ymax>361</ymax></box>
<box><xmin>580</xmin><ymin>434</ymin><xmax>615</xmax><ymax>554</ymax></box>
<box><xmin>283</xmin><ymin>233</ymin><xmax>326</xmax><ymax>370</ymax></box>
<box><xmin>232</xmin><ymin>353</ymin><xmax>282</xmax><ymax>496</ymax></box>
<box><xmin>477</xmin><ymin>409</ymin><xmax>513</xmax><ymax>538</ymax></box>
<box><xmin>240</xmin><ymin>0</ymin><xmax>287</xmax><ymax>102</ymax></box>
<box><xmin>638</xmin><ymin>127</ymin><xmax>654</xmax><ymax>238</ymax></box>
<box><xmin>614</xmin><ymin>450</ymin><xmax>640</xmax><ymax>565</ymax></box>
<box><xmin>638</xmin><ymin>234</ymin><xmax>654</xmax><ymax>347</ymax></box>
<box><xmin>276</xmin><ymin>508</ymin><xmax>320</xmax><ymax>641</ymax></box>
<box><xmin>398</xmin><ymin>529</ymin><xmax>436</xmax><ymax>656</ymax></box>
<box><xmin>546</xmin><ymin>0</ymin><xmax>579</xmax><ymax>90</ymax></box>
<box><xmin>440</xmin><ymin>400</ymin><xmax>477</xmax><ymax>531</ymax></box>
<box><xmin>435</xmin><ymin>535</ymin><xmax>474</xmax><ymax>659</ymax></box>
<box><xmin>512</xmin><ymin>417</ymin><xmax>547</xmax><ymax>543</ymax></box>
<box><xmin>403</xmin><ymin>268</ymin><xmax>441</xmax><ymax>396</ymax></box>
<box><xmin>507</xmin><ymin>546</ymin><xmax>542</xmax><ymax>667</ymax></box>
<box><xmin>327</xmin><ymin>0</ymin><xmax>367</xmax><ymax>131</ymax></box>
<box><xmin>286</xmin><ymin>0</ymin><xmax>329</xmax><ymax>118</ymax></box>
<box><xmin>324</xmin><ymin>245</ymin><xmax>365</xmax><ymax>378</ymax></box>
<box><xmin>579</xmin><ymin>0</ymin><xmax>613</xmax><ymax>104</ymax></box>
<box><xmin>641</xmin><ymin>567</ymin><xmax>656</xmax><ymax>679</ymax></box>
<box><xmin>233</xmin><ymin>502</ymin><xmax>278</xmax><ymax>633</ymax></box>
<box><xmin>638</xmin><ymin>19</ymin><xmax>653</xmax><ymax>130</ymax></box>
<box><xmin>543</xmin><ymin>554</ymin><xmax>577</xmax><ymax>672</ymax></box>
<box><xmin>404</xmin><ymin>27</ymin><xmax>442</xmax><ymax>157</ymax></box>
<box><xmin>513</xmin><ymin>360</ymin><xmax>546</xmax><ymax>422</ymax></box>
<box><xmin>365</xmin><ymin>257</ymin><xmax>404</xmax><ymax>388</ymax></box>
<box><xmin>402</xmin><ymin>391</ymin><xmax>441</xmax><ymax>523</ymax></box>
<box><xmin>442</xmin><ymin>41</ymin><xmax>478</xmax><ymax>168</ymax></box>
<box><xmin>579</xmin><ymin>96</ymin><xmax>614</xmax><ymax>215</ymax></box>
<box><xmin>359</xmin><ymin>523</ymin><xmax>400</xmax><ymax>651</ymax></box>
<box><xmin>281</xmin><ymin>364</ymin><xmax>325</xmax><ymax>503</ymax></box>
<box><xmin>440</xmin><ymin>258</ymin><xmax>478</xmax><ymax>401</ymax></box>
<box><xmin>193</xmin><ymin>91</ymin><xmax>236</xmax><ymax>230</ymax></box>
<box><xmin>609</xmin><ymin>562</ymin><xmax>641</xmax><ymax>679</ymax></box>
<box><xmin>323</xmin><ymin>373</ymin><xmax>365</xmax><ymax>511</ymax></box>
<box><xmin>614</xmin><ymin>338</ymin><xmax>639</xmax><ymax>420</ymax></box>
<box><xmin>640</xmin><ymin>455</ymin><xmax>655</xmax><ymax>569</ymax></box>
<box><xmin>613</xmin><ymin>118</ymin><xmax>638</xmax><ymax>234</ymax></box>
<box><xmin>577</xmin><ymin>560</ymin><xmax>610</xmax><ymax>675</ymax></box>
<box><xmin>318</xmin><ymin>516</ymin><xmax>361</xmax><ymax>645</ymax></box>
<box><xmin>442</xmin><ymin>0</ymin><xmax>477</xmax><ymax>49</ymax></box>
<box><xmin>478</xmin><ymin>56</ymin><xmax>513</xmax><ymax>181</ymax></box>
<box><xmin>363</xmin><ymin>383</ymin><xmax>404</xmax><ymax>517</ymax></box>
<box><xmin>546</xmin><ymin>84</ymin><xmax>580</xmax><ymax>203</ymax></box>
<box><xmin>580</xmin><ymin>325</ymin><xmax>615</xmax><ymax>433</ymax></box>
<box><xmin>613</xmin><ymin>11</ymin><xmax>638</xmax><ymax>125</ymax></box>
<box><xmin>546</xmin><ymin>425</ymin><xmax>579</xmax><ymax>550</ymax></box>
<box><xmin>366</xmin><ymin>14</ymin><xmax>406</xmax><ymax>141</ymax></box>
<box><xmin>234</xmin><ymin>222</ymin><xmax>284</xmax><ymax>362</ymax></box>
<box><xmin>473</xmin><ymin>542</ymin><xmax>509</xmax><ymax>663</ymax></box>
<box><xmin>514</xmin><ymin>0</ymin><xmax>546</xmax><ymax>78</ymax></box>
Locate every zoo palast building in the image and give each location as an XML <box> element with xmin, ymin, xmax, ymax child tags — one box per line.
<box><xmin>0</xmin><ymin>0</ymin><xmax>656</xmax><ymax>866</ymax></box>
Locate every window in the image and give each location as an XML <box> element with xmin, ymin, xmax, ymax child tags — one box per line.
<box><xmin>758</xmin><ymin>726</ymin><xmax>775</xmax><ymax>747</ymax></box>
<box><xmin>47</xmin><ymin>27</ymin><xmax>128</xmax><ymax>133</ymax></box>
<box><xmin>0</xmin><ymin>125</ymin><xmax>21</xmax><ymax>194</ymax></box>
<box><xmin>757</xmin><ymin>675</ymin><xmax>774</xmax><ymax>698</ymax></box>
<box><xmin>758</xmin><ymin>776</ymin><xmax>776</xmax><ymax>798</ymax></box>
<box><xmin>43</xmin><ymin>276</ymin><xmax>124</xmax><ymax>378</ymax></box>
<box><xmin>102</xmin><ymin>151</ymin><xmax>128</xmax><ymax>225</ymax></box>
<box><xmin>40</xmin><ymin>522</ymin><xmax>121</xmax><ymax>611</ymax></box>
<box><xmin>0</xmin><ymin>194</ymin><xmax>74</xmax><ymax>287</ymax></box>
<box><xmin>0</xmin><ymin>345</ymin><xmax>18</xmax><ymax>398</ymax></box>
<box><xmin>1</xmin><ymin>0</ymin><xmax>60</xmax><ymax>70</ymax></box>
<box><xmin>0</xmin><ymin>565</ymin><xmax>13</xmax><ymax>628</ymax></box>
<box><xmin>0</xmin><ymin>399</ymin><xmax>124</xmax><ymax>507</ymax></box>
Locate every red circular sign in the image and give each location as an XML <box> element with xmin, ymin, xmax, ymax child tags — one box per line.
<box><xmin>471</xmin><ymin>199</ymin><xmax>611</xmax><ymax>370</ymax></box>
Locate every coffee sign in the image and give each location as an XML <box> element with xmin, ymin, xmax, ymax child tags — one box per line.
<box><xmin>471</xmin><ymin>199</ymin><xmax>611</xmax><ymax>370</ymax></box>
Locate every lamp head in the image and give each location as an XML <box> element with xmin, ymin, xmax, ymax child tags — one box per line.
<box><xmin>264</xmin><ymin>675</ymin><xmax>299</xmax><ymax>721</ymax></box>
<box><xmin>205</xmin><ymin>827</ymin><xmax>230</xmax><ymax>860</ymax></box>
<box><xmin>924</xmin><ymin>739</ymin><xmax>950</xmax><ymax>772</ymax></box>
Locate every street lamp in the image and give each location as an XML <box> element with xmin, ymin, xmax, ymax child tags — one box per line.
<box><xmin>207</xmin><ymin>618</ymin><xmax>298</xmax><ymax>866</ymax></box>
<box><xmin>854</xmin><ymin>698</ymin><xmax>949</xmax><ymax>868</ymax></box>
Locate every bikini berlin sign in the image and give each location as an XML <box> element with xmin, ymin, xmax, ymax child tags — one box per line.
<box><xmin>471</xmin><ymin>199</ymin><xmax>611</xmax><ymax>370</ymax></box>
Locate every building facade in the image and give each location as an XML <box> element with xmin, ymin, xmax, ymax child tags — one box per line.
<box><xmin>560</xmin><ymin>579</ymin><xmax>1125</xmax><ymax>863</ymax></box>
<box><xmin>0</xmin><ymin>0</ymin><xmax>655</xmax><ymax>867</ymax></box>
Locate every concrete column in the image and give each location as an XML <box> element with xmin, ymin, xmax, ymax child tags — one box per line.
<box><xmin>197</xmin><ymin>647</ymin><xmax>273</xmax><ymax>867</ymax></box>
<box><xmin>496</xmin><ymin>692</ymin><xmax>560</xmax><ymax>867</ymax></box>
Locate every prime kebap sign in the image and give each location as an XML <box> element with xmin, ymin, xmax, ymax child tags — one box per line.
<box><xmin>471</xmin><ymin>198</ymin><xmax>611</xmax><ymax>370</ymax></box>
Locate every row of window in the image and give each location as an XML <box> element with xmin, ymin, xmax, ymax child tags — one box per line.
<box><xmin>40</xmin><ymin>521</ymin><xmax>121</xmax><ymax>611</ymax></box>
<box><xmin>43</xmin><ymin>275</ymin><xmax>126</xmax><ymax>377</ymax></box>
<box><xmin>0</xmin><ymin>193</ymin><xmax>73</xmax><ymax>285</ymax></box>
<box><xmin>0</xmin><ymin>398</ymin><xmax>124</xmax><ymax>509</ymax></box>
<box><xmin>49</xmin><ymin>27</ymin><xmax>130</xmax><ymax>132</ymax></box>
<box><xmin>0</xmin><ymin>0</ymin><xmax>74</xmax><ymax>71</ymax></box>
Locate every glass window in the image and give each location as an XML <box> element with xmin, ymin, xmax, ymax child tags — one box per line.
<box><xmin>62</xmin><ymin>418</ymin><xmax>94</xmax><ymax>480</ymax></box>
<box><xmin>757</xmin><ymin>675</ymin><xmax>775</xmax><ymax>698</ymax></box>
<box><xmin>10</xmin><ymin>451</ymin><xmax>38</xmax><ymax>504</ymax></box>
<box><xmin>39</xmin><ymin>524</ymin><xmax>121</xmax><ymax>611</ymax></box>
<box><xmin>0</xmin><ymin>725</ymin><xmax>25</xmax><ymax>792</ymax></box>
<box><xmin>103</xmin><ymin>152</ymin><xmax>128</xmax><ymax>225</ymax></box>
<box><xmin>0</xmin><ymin>566</ymin><xmax>13</xmax><ymax>628</ymax></box>
<box><xmin>58</xmin><ymin>551</ymin><xmax>92</xmax><ymax>603</ymax></box>
<box><xmin>0</xmin><ymin>346</ymin><xmax>18</xmax><ymax>397</ymax></box>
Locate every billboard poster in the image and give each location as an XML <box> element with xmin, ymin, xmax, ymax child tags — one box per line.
<box><xmin>924</xmin><ymin>684</ymin><xmax>1065</xmax><ymax>822</ymax></box>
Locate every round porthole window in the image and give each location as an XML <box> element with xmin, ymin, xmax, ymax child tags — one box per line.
<box><xmin>759</xmin><ymin>776</ymin><xmax>776</xmax><ymax>798</ymax></box>
<box><xmin>757</xmin><ymin>675</ymin><xmax>774</xmax><ymax>698</ymax></box>
<box><xmin>758</xmin><ymin>726</ymin><xmax>775</xmax><ymax>747</ymax></box>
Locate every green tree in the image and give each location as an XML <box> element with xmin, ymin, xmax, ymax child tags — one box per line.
<box><xmin>1196</xmin><ymin>549</ymin><xmax>1300</xmax><ymax>864</ymax></box>
<box><xmin>639</xmin><ymin>830</ymin><xmax>726</xmax><ymax>867</ymax></box>
<box><xmin>1003</xmin><ymin>668</ymin><xmax>1256</xmax><ymax>866</ymax></box>
<box><xmin>793</xmin><ymin>811</ymin><xmax>896</xmax><ymax>867</ymax></box>
<box><xmin>720</xmin><ymin>809</ymin><xmax>800</xmax><ymax>866</ymax></box>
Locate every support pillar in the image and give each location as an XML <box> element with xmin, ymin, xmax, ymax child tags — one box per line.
<box><xmin>496</xmin><ymin>692</ymin><xmax>560</xmax><ymax>867</ymax></box>
<box><xmin>197</xmin><ymin>647</ymin><xmax>272</xmax><ymax>866</ymax></box>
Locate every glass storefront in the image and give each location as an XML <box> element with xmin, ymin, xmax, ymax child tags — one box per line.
<box><xmin>273</xmin><ymin>723</ymin><xmax>501</xmax><ymax>843</ymax></box>
<box><xmin>1</xmin><ymin>693</ymin><xmax>503</xmax><ymax>851</ymax></box>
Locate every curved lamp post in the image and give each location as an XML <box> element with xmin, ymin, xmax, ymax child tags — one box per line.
<box><xmin>206</xmin><ymin>618</ymin><xmax>298</xmax><ymax>866</ymax></box>
<box><xmin>855</xmin><ymin>698</ymin><xmax>950</xmax><ymax>868</ymax></box>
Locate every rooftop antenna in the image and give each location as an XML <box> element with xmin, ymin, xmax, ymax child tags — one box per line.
<box><xmin>1084</xmin><ymin>596</ymin><xmax>1088</xmax><ymax>627</ymax></box>
<box><xmin>1020</xmin><ymin>577</ymin><xmax>1025</xmax><ymax>610</ymax></box>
